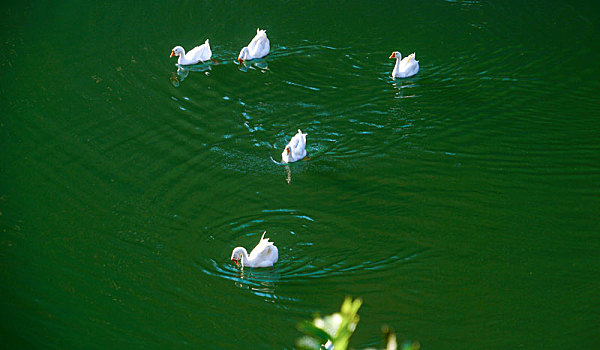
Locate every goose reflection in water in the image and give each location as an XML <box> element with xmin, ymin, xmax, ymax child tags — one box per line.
<box><xmin>391</xmin><ymin>79</ymin><xmax>419</xmax><ymax>100</ymax></box>
<box><xmin>268</xmin><ymin>156</ymin><xmax>293</xmax><ymax>184</ymax></box>
<box><xmin>234</xmin><ymin>265</ymin><xmax>280</xmax><ymax>299</ymax></box>
<box><xmin>237</xmin><ymin>58</ymin><xmax>269</xmax><ymax>73</ymax></box>
<box><xmin>170</xmin><ymin>63</ymin><xmax>213</xmax><ymax>87</ymax></box>
<box><xmin>285</xmin><ymin>165</ymin><xmax>291</xmax><ymax>184</ymax></box>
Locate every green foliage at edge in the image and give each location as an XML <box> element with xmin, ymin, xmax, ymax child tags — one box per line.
<box><xmin>296</xmin><ymin>297</ymin><xmax>420</xmax><ymax>350</ymax></box>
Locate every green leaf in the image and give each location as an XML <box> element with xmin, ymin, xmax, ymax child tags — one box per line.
<box><xmin>297</xmin><ymin>320</ymin><xmax>331</xmax><ymax>343</ymax></box>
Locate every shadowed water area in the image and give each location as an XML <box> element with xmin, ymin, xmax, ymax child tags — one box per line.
<box><xmin>1</xmin><ymin>0</ymin><xmax>599</xmax><ymax>348</ymax></box>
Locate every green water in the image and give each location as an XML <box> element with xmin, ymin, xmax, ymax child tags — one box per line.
<box><xmin>1</xmin><ymin>0</ymin><xmax>599</xmax><ymax>348</ymax></box>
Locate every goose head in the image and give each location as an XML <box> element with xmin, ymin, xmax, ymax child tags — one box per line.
<box><xmin>281</xmin><ymin>146</ymin><xmax>291</xmax><ymax>163</ymax></box>
<box><xmin>238</xmin><ymin>47</ymin><xmax>249</xmax><ymax>63</ymax></box>
<box><xmin>171</xmin><ymin>46</ymin><xmax>184</xmax><ymax>58</ymax></box>
<box><xmin>389</xmin><ymin>51</ymin><xmax>402</xmax><ymax>60</ymax></box>
<box><xmin>230</xmin><ymin>247</ymin><xmax>247</xmax><ymax>267</ymax></box>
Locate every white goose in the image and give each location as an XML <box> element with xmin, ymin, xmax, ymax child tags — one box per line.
<box><xmin>231</xmin><ymin>232</ymin><xmax>278</xmax><ymax>268</ymax></box>
<box><xmin>281</xmin><ymin>129</ymin><xmax>307</xmax><ymax>163</ymax></box>
<box><xmin>170</xmin><ymin>39</ymin><xmax>212</xmax><ymax>65</ymax></box>
<box><xmin>238</xmin><ymin>28</ymin><xmax>270</xmax><ymax>62</ymax></box>
<box><xmin>389</xmin><ymin>51</ymin><xmax>419</xmax><ymax>78</ymax></box>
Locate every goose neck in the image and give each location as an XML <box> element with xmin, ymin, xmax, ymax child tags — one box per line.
<box><xmin>394</xmin><ymin>56</ymin><xmax>402</xmax><ymax>73</ymax></box>
<box><xmin>240</xmin><ymin>249</ymin><xmax>250</xmax><ymax>267</ymax></box>
<box><xmin>238</xmin><ymin>47</ymin><xmax>248</xmax><ymax>61</ymax></box>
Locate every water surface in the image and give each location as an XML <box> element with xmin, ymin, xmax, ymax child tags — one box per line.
<box><xmin>1</xmin><ymin>0</ymin><xmax>599</xmax><ymax>349</ymax></box>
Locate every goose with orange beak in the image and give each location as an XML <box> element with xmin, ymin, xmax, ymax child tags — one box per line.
<box><xmin>230</xmin><ymin>232</ymin><xmax>278</xmax><ymax>268</ymax></box>
<box><xmin>237</xmin><ymin>28</ymin><xmax>270</xmax><ymax>63</ymax></box>
<box><xmin>281</xmin><ymin>129</ymin><xmax>307</xmax><ymax>163</ymax></box>
<box><xmin>389</xmin><ymin>51</ymin><xmax>419</xmax><ymax>78</ymax></box>
<box><xmin>170</xmin><ymin>39</ymin><xmax>212</xmax><ymax>65</ymax></box>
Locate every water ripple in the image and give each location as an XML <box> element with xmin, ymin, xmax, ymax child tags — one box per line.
<box><xmin>195</xmin><ymin>208</ymin><xmax>428</xmax><ymax>309</ymax></box>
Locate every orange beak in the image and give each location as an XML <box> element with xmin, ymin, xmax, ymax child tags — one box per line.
<box><xmin>170</xmin><ymin>51</ymin><xmax>175</xmax><ymax>58</ymax></box>
<box><xmin>232</xmin><ymin>259</ymin><xmax>239</xmax><ymax>266</ymax></box>
<box><xmin>389</xmin><ymin>53</ymin><xmax>395</xmax><ymax>59</ymax></box>
<box><xmin>286</xmin><ymin>147</ymin><xmax>290</xmax><ymax>155</ymax></box>
<box><xmin>237</xmin><ymin>58</ymin><xmax>243</xmax><ymax>64</ymax></box>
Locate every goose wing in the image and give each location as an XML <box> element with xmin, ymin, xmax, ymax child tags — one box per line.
<box><xmin>248</xmin><ymin>232</ymin><xmax>275</xmax><ymax>261</ymax></box>
<box><xmin>187</xmin><ymin>39</ymin><xmax>212</xmax><ymax>62</ymax></box>
<box><xmin>248</xmin><ymin>29</ymin><xmax>270</xmax><ymax>58</ymax></box>
<box><xmin>291</xmin><ymin>130</ymin><xmax>307</xmax><ymax>157</ymax></box>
